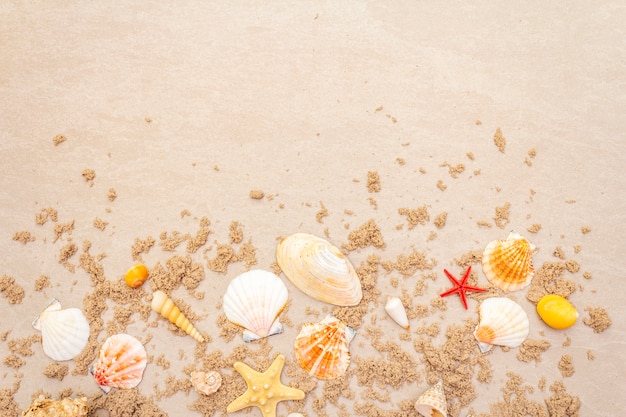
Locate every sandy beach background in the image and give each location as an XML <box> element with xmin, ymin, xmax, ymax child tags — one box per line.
<box><xmin>1</xmin><ymin>2</ymin><xmax>625</xmax><ymax>416</ymax></box>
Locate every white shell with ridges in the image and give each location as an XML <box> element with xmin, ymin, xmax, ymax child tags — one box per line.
<box><xmin>32</xmin><ymin>299</ymin><xmax>90</xmax><ymax>361</ymax></box>
<box><xmin>473</xmin><ymin>297</ymin><xmax>530</xmax><ymax>352</ymax></box>
<box><xmin>223</xmin><ymin>269</ymin><xmax>288</xmax><ymax>342</ymax></box>
<box><xmin>276</xmin><ymin>233</ymin><xmax>362</xmax><ymax>306</ymax></box>
<box><xmin>91</xmin><ymin>333</ymin><xmax>147</xmax><ymax>393</ymax></box>
<box><xmin>415</xmin><ymin>381</ymin><xmax>447</xmax><ymax>417</ymax></box>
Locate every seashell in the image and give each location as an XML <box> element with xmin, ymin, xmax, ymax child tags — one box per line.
<box><xmin>91</xmin><ymin>333</ymin><xmax>147</xmax><ymax>393</ymax></box>
<box><xmin>191</xmin><ymin>370</ymin><xmax>222</xmax><ymax>395</ymax></box>
<box><xmin>482</xmin><ymin>231</ymin><xmax>537</xmax><ymax>292</ymax></box>
<box><xmin>276</xmin><ymin>233</ymin><xmax>362</xmax><ymax>306</ymax></box>
<box><xmin>294</xmin><ymin>315</ymin><xmax>355</xmax><ymax>380</ymax></box>
<box><xmin>125</xmin><ymin>263</ymin><xmax>149</xmax><ymax>288</ymax></box>
<box><xmin>536</xmin><ymin>294</ymin><xmax>578</xmax><ymax>330</ymax></box>
<box><xmin>385</xmin><ymin>296</ymin><xmax>409</xmax><ymax>329</ymax></box>
<box><xmin>287</xmin><ymin>414</ymin><xmax>305</xmax><ymax>417</ymax></box>
<box><xmin>32</xmin><ymin>299</ymin><xmax>90</xmax><ymax>361</ymax></box>
<box><xmin>22</xmin><ymin>395</ymin><xmax>88</xmax><ymax>417</ymax></box>
<box><xmin>223</xmin><ymin>269</ymin><xmax>288</xmax><ymax>342</ymax></box>
<box><xmin>473</xmin><ymin>297</ymin><xmax>529</xmax><ymax>353</ymax></box>
<box><xmin>151</xmin><ymin>290</ymin><xmax>204</xmax><ymax>342</ymax></box>
<box><xmin>414</xmin><ymin>381</ymin><xmax>447</xmax><ymax>417</ymax></box>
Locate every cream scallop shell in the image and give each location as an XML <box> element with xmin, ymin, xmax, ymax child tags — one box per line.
<box><xmin>482</xmin><ymin>231</ymin><xmax>537</xmax><ymax>292</ymax></box>
<box><xmin>473</xmin><ymin>297</ymin><xmax>530</xmax><ymax>353</ymax></box>
<box><xmin>32</xmin><ymin>299</ymin><xmax>90</xmax><ymax>362</ymax></box>
<box><xmin>276</xmin><ymin>233</ymin><xmax>362</xmax><ymax>306</ymax></box>
<box><xmin>294</xmin><ymin>315</ymin><xmax>355</xmax><ymax>380</ymax></box>
<box><xmin>385</xmin><ymin>296</ymin><xmax>410</xmax><ymax>329</ymax></box>
<box><xmin>91</xmin><ymin>333</ymin><xmax>147</xmax><ymax>393</ymax></box>
<box><xmin>223</xmin><ymin>269</ymin><xmax>288</xmax><ymax>342</ymax></box>
<box><xmin>415</xmin><ymin>381</ymin><xmax>447</xmax><ymax>417</ymax></box>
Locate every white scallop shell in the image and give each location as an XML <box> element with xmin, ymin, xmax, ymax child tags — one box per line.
<box><xmin>32</xmin><ymin>299</ymin><xmax>90</xmax><ymax>361</ymax></box>
<box><xmin>91</xmin><ymin>333</ymin><xmax>147</xmax><ymax>393</ymax></box>
<box><xmin>223</xmin><ymin>269</ymin><xmax>289</xmax><ymax>342</ymax></box>
<box><xmin>276</xmin><ymin>233</ymin><xmax>362</xmax><ymax>306</ymax></box>
<box><xmin>473</xmin><ymin>297</ymin><xmax>530</xmax><ymax>353</ymax></box>
<box><xmin>385</xmin><ymin>296</ymin><xmax>409</xmax><ymax>329</ymax></box>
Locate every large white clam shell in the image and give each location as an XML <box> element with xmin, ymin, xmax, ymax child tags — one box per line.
<box><xmin>32</xmin><ymin>299</ymin><xmax>90</xmax><ymax>361</ymax></box>
<box><xmin>276</xmin><ymin>233</ymin><xmax>362</xmax><ymax>306</ymax></box>
<box><xmin>473</xmin><ymin>297</ymin><xmax>530</xmax><ymax>353</ymax></box>
<box><xmin>223</xmin><ymin>269</ymin><xmax>288</xmax><ymax>342</ymax></box>
<box><xmin>91</xmin><ymin>333</ymin><xmax>147</xmax><ymax>393</ymax></box>
<box><xmin>415</xmin><ymin>381</ymin><xmax>447</xmax><ymax>417</ymax></box>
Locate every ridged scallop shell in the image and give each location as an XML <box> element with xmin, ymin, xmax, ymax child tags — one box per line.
<box><xmin>191</xmin><ymin>370</ymin><xmax>222</xmax><ymax>395</ymax></box>
<box><xmin>482</xmin><ymin>231</ymin><xmax>537</xmax><ymax>292</ymax></box>
<box><xmin>91</xmin><ymin>333</ymin><xmax>147</xmax><ymax>393</ymax></box>
<box><xmin>385</xmin><ymin>296</ymin><xmax>410</xmax><ymax>329</ymax></box>
<box><xmin>276</xmin><ymin>233</ymin><xmax>362</xmax><ymax>306</ymax></box>
<box><xmin>223</xmin><ymin>269</ymin><xmax>288</xmax><ymax>342</ymax></box>
<box><xmin>32</xmin><ymin>299</ymin><xmax>90</xmax><ymax>361</ymax></box>
<box><xmin>294</xmin><ymin>315</ymin><xmax>355</xmax><ymax>380</ymax></box>
<box><xmin>473</xmin><ymin>297</ymin><xmax>529</xmax><ymax>353</ymax></box>
<box><xmin>415</xmin><ymin>381</ymin><xmax>447</xmax><ymax>417</ymax></box>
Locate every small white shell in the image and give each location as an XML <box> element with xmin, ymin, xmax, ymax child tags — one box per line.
<box><xmin>415</xmin><ymin>381</ymin><xmax>447</xmax><ymax>417</ymax></box>
<box><xmin>191</xmin><ymin>370</ymin><xmax>222</xmax><ymax>395</ymax></box>
<box><xmin>32</xmin><ymin>299</ymin><xmax>90</xmax><ymax>361</ymax></box>
<box><xmin>223</xmin><ymin>269</ymin><xmax>289</xmax><ymax>342</ymax></box>
<box><xmin>473</xmin><ymin>297</ymin><xmax>530</xmax><ymax>353</ymax></box>
<box><xmin>385</xmin><ymin>296</ymin><xmax>409</xmax><ymax>329</ymax></box>
<box><xmin>91</xmin><ymin>333</ymin><xmax>147</xmax><ymax>393</ymax></box>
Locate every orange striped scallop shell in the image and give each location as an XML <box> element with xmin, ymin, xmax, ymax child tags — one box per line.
<box><xmin>482</xmin><ymin>232</ymin><xmax>537</xmax><ymax>292</ymax></box>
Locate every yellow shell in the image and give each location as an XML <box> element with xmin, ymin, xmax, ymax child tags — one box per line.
<box><xmin>536</xmin><ymin>294</ymin><xmax>578</xmax><ymax>329</ymax></box>
<box><xmin>482</xmin><ymin>231</ymin><xmax>537</xmax><ymax>292</ymax></box>
<box><xmin>151</xmin><ymin>290</ymin><xmax>204</xmax><ymax>342</ymax></box>
<box><xmin>22</xmin><ymin>396</ymin><xmax>88</xmax><ymax>417</ymax></box>
<box><xmin>276</xmin><ymin>233</ymin><xmax>362</xmax><ymax>306</ymax></box>
<box><xmin>125</xmin><ymin>264</ymin><xmax>149</xmax><ymax>288</ymax></box>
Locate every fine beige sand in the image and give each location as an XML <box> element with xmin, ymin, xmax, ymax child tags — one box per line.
<box><xmin>1</xmin><ymin>2</ymin><xmax>625</xmax><ymax>417</ymax></box>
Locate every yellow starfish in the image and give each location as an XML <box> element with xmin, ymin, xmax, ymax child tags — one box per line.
<box><xmin>227</xmin><ymin>354</ymin><xmax>305</xmax><ymax>417</ymax></box>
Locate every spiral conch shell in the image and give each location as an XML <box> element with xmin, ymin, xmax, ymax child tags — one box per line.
<box><xmin>91</xmin><ymin>333</ymin><xmax>147</xmax><ymax>393</ymax></box>
<box><xmin>191</xmin><ymin>370</ymin><xmax>222</xmax><ymax>395</ymax></box>
<box><xmin>22</xmin><ymin>395</ymin><xmax>88</xmax><ymax>417</ymax></box>
<box><xmin>223</xmin><ymin>269</ymin><xmax>288</xmax><ymax>342</ymax></box>
<box><xmin>474</xmin><ymin>297</ymin><xmax>529</xmax><ymax>353</ymax></box>
<box><xmin>482</xmin><ymin>231</ymin><xmax>537</xmax><ymax>292</ymax></box>
<box><xmin>32</xmin><ymin>299</ymin><xmax>90</xmax><ymax>361</ymax></box>
<box><xmin>415</xmin><ymin>381</ymin><xmax>447</xmax><ymax>417</ymax></box>
<box><xmin>276</xmin><ymin>233</ymin><xmax>362</xmax><ymax>306</ymax></box>
<box><xmin>151</xmin><ymin>290</ymin><xmax>204</xmax><ymax>342</ymax></box>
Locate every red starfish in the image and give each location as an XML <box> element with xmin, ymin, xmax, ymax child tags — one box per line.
<box><xmin>439</xmin><ymin>266</ymin><xmax>487</xmax><ymax>309</ymax></box>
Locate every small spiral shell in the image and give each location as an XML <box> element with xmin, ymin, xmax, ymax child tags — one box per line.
<box><xmin>151</xmin><ymin>290</ymin><xmax>204</xmax><ymax>342</ymax></box>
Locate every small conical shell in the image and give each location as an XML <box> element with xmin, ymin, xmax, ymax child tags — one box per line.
<box><xmin>276</xmin><ymin>233</ymin><xmax>362</xmax><ymax>306</ymax></box>
<box><xmin>22</xmin><ymin>395</ymin><xmax>88</xmax><ymax>417</ymax></box>
<box><xmin>191</xmin><ymin>370</ymin><xmax>222</xmax><ymax>395</ymax></box>
<box><xmin>32</xmin><ymin>299</ymin><xmax>90</xmax><ymax>361</ymax></box>
<box><xmin>482</xmin><ymin>231</ymin><xmax>537</xmax><ymax>292</ymax></box>
<box><xmin>473</xmin><ymin>297</ymin><xmax>530</xmax><ymax>353</ymax></box>
<box><xmin>91</xmin><ymin>333</ymin><xmax>147</xmax><ymax>393</ymax></box>
<box><xmin>385</xmin><ymin>296</ymin><xmax>410</xmax><ymax>329</ymax></box>
<box><xmin>151</xmin><ymin>290</ymin><xmax>204</xmax><ymax>342</ymax></box>
<box><xmin>223</xmin><ymin>269</ymin><xmax>288</xmax><ymax>342</ymax></box>
<box><xmin>415</xmin><ymin>381</ymin><xmax>447</xmax><ymax>417</ymax></box>
<box><xmin>294</xmin><ymin>315</ymin><xmax>355</xmax><ymax>380</ymax></box>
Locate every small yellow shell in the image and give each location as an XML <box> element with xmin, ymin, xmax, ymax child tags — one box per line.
<box><xmin>125</xmin><ymin>264</ymin><xmax>149</xmax><ymax>288</ymax></box>
<box><xmin>536</xmin><ymin>294</ymin><xmax>578</xmax><ymax>329</ymax></box>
